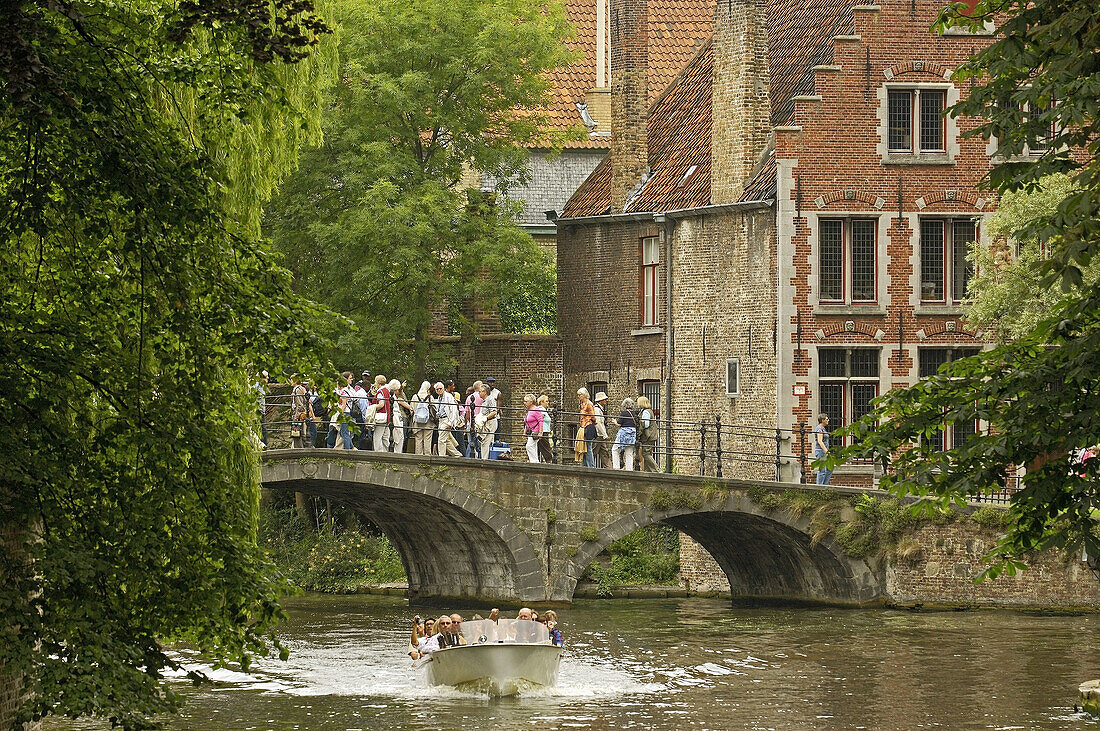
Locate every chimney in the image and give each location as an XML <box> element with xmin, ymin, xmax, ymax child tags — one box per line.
<box><xmin>711</xmin><ymin>0</ymin><xmax>771</xmax><ymax>205</ymax></box>
<box><xmin>609</xmin><ymin>0</ymin><xmax>648</xmax><ymax>213</ymax></box>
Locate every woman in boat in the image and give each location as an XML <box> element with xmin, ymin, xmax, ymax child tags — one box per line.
<box><xmin>409</xmin><ymin>616</ymin><xmax>428</xmax><ymax>660</ymax></box>
<box><xmin>543</xmin><ymin>610</ymin><xmax>563</xmax><ymax>646</ymax></box>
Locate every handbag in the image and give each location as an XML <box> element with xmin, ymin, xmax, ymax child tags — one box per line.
<box><xmin>290</xmin><ymin>425</ymin><xmax>302</xmax><ymax>438</ymax></box>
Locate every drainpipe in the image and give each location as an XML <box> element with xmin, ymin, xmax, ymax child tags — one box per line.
<box><xmin>655</xmin><ymin>213</ymin><xmax>674</xmax><ymax>473</ymax></box>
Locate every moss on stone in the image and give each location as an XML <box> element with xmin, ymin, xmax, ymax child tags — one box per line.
<box><xmin>579</xmin><ymin>525</ymin><xmax>599</xmax><ymax>543</ymax></box>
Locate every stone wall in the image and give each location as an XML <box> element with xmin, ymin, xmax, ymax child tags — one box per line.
<box><xmin>886</xmin><ymin>521</ymin><xmax>1100</xmax><ymax>610</ymax></box>
<box><xmin>678</xmin><ymin>508</ymin><xmax>1100</xmax><ymax>609</ymax></box>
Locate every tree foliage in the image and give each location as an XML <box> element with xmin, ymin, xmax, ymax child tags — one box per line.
<box><xmin>0</xmin><ymin>0</ymin><xmax>335</xmax><ymax>727</ymax></box>
<box><xmin>264</xmin><ymin>0</ymin><xmax>575</xmax><ymax>375</ymax></box>
<box><xmin>832</xmin><ymin>0</ymin><xmax>1100</xmax><ymax>577</ymax></box>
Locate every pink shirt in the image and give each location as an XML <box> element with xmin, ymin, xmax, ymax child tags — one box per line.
<box><xmin>467</xmin><ymin>392</ymin><xmax>484</xmax><ymax>416</ymax></box>
<box><xmin>524</xmin><ymin>408</ymin><xmax>543</xmax><ymax>434</ymax></box>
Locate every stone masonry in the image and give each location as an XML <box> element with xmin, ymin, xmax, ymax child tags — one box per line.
<box><xmin>260</xmin><ymin>450</ymin><xmax>1099</xmax><ymax>610</ymax></box>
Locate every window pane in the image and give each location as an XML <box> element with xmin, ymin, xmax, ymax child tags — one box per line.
<box><xmin>820</xmin><ymin>220</ymin><xmax>843</xmax><ymax>301</ymax></box>
<box><xmin>952</xmin><ymin>220</ymin><xmax>976</xmax><ymax>301</ymax></box>
<box><xmin>888</xmin><ymin>90</ymin><xmax>913</xmax><ymax>151</ymax></box>
<box><xmin>642</xmin><ymin>237</ymin><xmax>659</xmax><ymax>265</ymax></box>
<box><xmin>726</xmin><ymin>360</ymin><xmax>739</xmax><ymax>395</ymax></box>
<box><xmin>819</xmin><ymin>349</ymin><xmax>846</xmax><ymax>378</ymax></box>
<box><xmin>849</xmin><ymin>348</ymin><xmax>879</xmax><ymax>378</ymax></box>
<box><xmin>851</xmin><ymin>219</ymin><xmax>876</xmax><ymax>301</ymax></box>
<box><xmin>920</xmin><ymin>91</ymin><xmax>946</xmax><ymax>151</ymax></box>
<box><xmin>924</xmin><ymin>427</ymin><xmax>945</xmax><ymax>452</ymax></box>
<box><xmin>642</xmin><ymin>265</ymin><xmax>657</xmax><ymax>325</ymax></box>
<box><xmin>920</xmin><ymin>219</ymin><xmax>945</xmax><ymax>301</ymax></box>
<box><xmin>953</xmin><ymin>417</ymin><xmax>977</xmax><ymax>448</ymax></box>
<box><xmin>919</xmin><ymin>348</ymin><xmax>949</xmax><ymax>378</ymax></box>
<box><xmin>819</xmin><ymin>383</ymin><xmax>844</xmax><ymax>436</ymax></box>
<box><xmin>851</xmin><ymin>383</ymin><xmax>878</xmax><ymax>433</ymax></box>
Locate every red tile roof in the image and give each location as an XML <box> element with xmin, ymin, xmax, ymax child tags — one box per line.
<box><xmin>543</xmin><ymin>0</ymin><xmax>716</xmax><ymax>149</ymax></box>
<box><xmin>560</xmin><ymin>0</ymin><xmax>850</xmax><ymax>216</ymax></box>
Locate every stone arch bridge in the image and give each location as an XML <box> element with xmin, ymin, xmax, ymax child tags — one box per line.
<box><xmin>260</xmin><ymin>450</ymin><xmax>883</xmax><ymax>606</ymax></box>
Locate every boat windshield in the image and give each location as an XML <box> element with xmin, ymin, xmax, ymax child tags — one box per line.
<box><xmin>459</xmin><ymin>619</ymin><xmax>550</xmax><ymax>645</ymax></box>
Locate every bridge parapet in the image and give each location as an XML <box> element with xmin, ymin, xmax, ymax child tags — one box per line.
<box><xmin>261</xmin><ymin>450</ymin><xmax>883</xmax><ymax>605</ymax></box>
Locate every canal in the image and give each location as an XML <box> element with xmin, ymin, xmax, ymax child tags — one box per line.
<box><xmin>52</xmin><ymin>593</ymin><xmax>1099</xmax><ymax>729</ymax></box>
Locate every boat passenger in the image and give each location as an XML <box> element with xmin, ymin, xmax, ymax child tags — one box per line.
<box><xmin>517</xmin><ymin>607</ymin><xmax>533</xmax><ymax>621</ymax></box>
<box><xmin>408</xmin><ymin>615</ymin><xmax>427</xmax><ymax>659</ymax></box>
<box><xmin>543</xmin><ymin>610</ymin><xmax>563</xmax><ymax>646</ymax></box>
<box><xmin>423</xmin><ymin>615</ymin><xmax>465</xmax><ymax>652</ymax></box>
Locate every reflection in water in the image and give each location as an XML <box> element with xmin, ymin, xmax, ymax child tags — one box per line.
<box><xmin>45</xmin><ymin>594</ymin><xmax>1099</xmax><ymax>730</ymax></box>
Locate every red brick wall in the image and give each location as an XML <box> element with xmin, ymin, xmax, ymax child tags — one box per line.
<box><xmin>774</xmin><ymin>1</ymin><xmax>1000</xmax><ymax>485</ymax></box>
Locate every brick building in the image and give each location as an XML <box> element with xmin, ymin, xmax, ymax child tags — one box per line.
<box><xmin>557</xmin><ymin>0</ymin><xmax>1004</xmax><ymax>484</ymax></box>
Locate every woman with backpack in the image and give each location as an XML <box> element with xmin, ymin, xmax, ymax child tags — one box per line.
<box><xmin>612</xmin><ymin>398</ymin><xmax>637</xmax><ymax>470</ymax></box>
<box><xmin>635</xmin><ymin>396</ymin><xmax>659</xmax><ymax>472</ymax></box>
<box><xmin>410</xmin><ymin>381</ymin><xmax>435</xmax><ymax>455</ymax></box>
<box><xmin>391</xmin><ymin>382</ymin><xmax>412</xmax><ymax>453</ymax></box>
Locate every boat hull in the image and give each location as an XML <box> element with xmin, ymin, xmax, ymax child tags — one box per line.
<box><xmin>423</xmin><ymin>644</ymin><xmax>562</xmax><ymax>695</ymax></box>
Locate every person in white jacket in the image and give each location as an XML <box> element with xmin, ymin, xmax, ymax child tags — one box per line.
<box><xmin>476</xmin><ymin>385</ymin><xmax>500</xmax><ymax>460</ymax></box>
<box><xmin>434</xmin><ymin>382</ymin><xmax>462</xmax><ymax>457</ymax></box>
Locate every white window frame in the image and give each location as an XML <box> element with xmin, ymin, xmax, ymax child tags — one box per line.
<box><xmin>725</xmin><ymin>359</ymin><xmax>740</xmax><ymax>398</ymax></box>
<box><xmin>641</xmin><ymin>236</ymin><xmax>659</xmax><ymax>326</ymax></box>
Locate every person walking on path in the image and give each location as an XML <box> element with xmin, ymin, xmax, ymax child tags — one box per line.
<box><xmin>814</xmin><ymin>413</ymin><xmax>833</xmax><ymax>485</ymax></box>
<box><xmin>612</xmin><ymin>398</ymin><xmax>637</xmax><ymax>470</ymax></box>
<box><xmin>291</xmin><ymin>375</ymin><xmax>313</xmax><ymax>448</ymax></box>
<box><xmin>577</xmin><ymin>388</ymin><xmax>596</xmax><ymax>468</ymax></box>
<box><xmin>635</xmin><ymin>396</ymin><xmax>659</xmax><ymax>471</ymax></box>
<box><xmin>391</xmin><ymin>381</ymin><xmax>411</xmax><ymax>453</ymax></box>
<box><xmin>463</xmin><ymin>381</ymin><xmax>483</xmax><ymax>458</ymax></box>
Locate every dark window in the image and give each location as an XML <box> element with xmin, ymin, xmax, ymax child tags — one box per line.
<box><xmin>888</xmin><ymin>90</ymin><xmax>913</xmax><ymax>152</ymax></box>
<box><xmin>819</xmin><ymin>218</ymin><xmax>877</xmax><ymax>303</ymax></box>
<box><xmin>920</xmin><ymin>219</ymin><xmax>945</xmax><ymax>301</ymax></box>
<box><xmin>820</xmin><ymin>219</ymin><xmax>844</xmax><ymax>301</ymax></box>
<box><xmin>919</xmin><ymin>348</ymin><xmax>982</xmax><ymax>450</ymax></box>
<box><xmin>818</xmin><ymin>348</ymin><xmax>880</xmax><ymax>448</ymax></box>
<box><xmin>921</xmin><ymin>218</ymin><xmax>978</xmax><ymax>303</ymax></box>
<box><xmin>920</xmin><ymin>91</ymin><xmax>946</xmax><ymax>151</ymax></box>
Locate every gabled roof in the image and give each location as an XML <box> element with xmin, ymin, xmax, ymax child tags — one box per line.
<box><xmin>560</xmin><ymin>0</ymin><xmax>851</xmax><ymax>216</ymax></box>
<box><xmin>543</xmin><ymin>0</ymin><xmax>716</xmax><ymax>149</ymax></box>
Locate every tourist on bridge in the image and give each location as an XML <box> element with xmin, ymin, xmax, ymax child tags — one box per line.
<box><xmin>332</xmin><ymin>373</ymin><xmax>356</xmax><ymax>450</ymax></box>
<box><xmin>435</xmin><ymin>381</ymin><xmax>462</xmax><ymax>457</ymax></box>
<box><xmin>445</xmin><ymin>381</ymin><xmax>468</xmax><ymax>455</ymax></box>
<box><xmin>373</xmin><ymin>376</ymin><xmax>393</xmax><ymax>452</ymax></box>
<box><xmin>592</xmin><ymin>392</ymin><xmax>611</xmax><ymax>468</ymax></box>
<box><xmin>612</xmin><ymin>398</ymin><xmax>637</xmax><ymax>470</ymax></box>
<box><xmin>307</xmin><ymin>383</ymin><xmax>325</xmax><ymax>447</ymax></box>
<box><xmin>410</xmin><ymin>381</ymin><xmax>436</xmax><ymax>455</ymax></box>
<box><xmin>350</xmin><ymin>376</ymin><xmax>369</xmax><ymax>450</ymax></box>
<box><xmin>537</xmin><ymin>394</ymin><xmax>554</xmax><ymax>463</ymax></box>
<box><xmin>523</xmin><ymin>394</ymin><xmax>542</xmax><ymax>463</ymax></box>
<box><xmin>577</xmin><ymin>388</ymin><xmax>596</xmax><ymax>467</ymax></box>
<box><xmin>464</xmin><ymin>380</ymin><xmax>484</xmax><ymax>458</ymax></box>
<box><xmin>814</xmin><ymin>413</ymin><xmax>833</xmax><ymax>485</ymax></box>
<box><xmin>291</xmin><ymin>376</ymin><xmax>313</xmax><ymax>449</ymax></box>
<box><xmin>635</xmin><ymin>396</ymin><xmax>659</xmax><ymax>472</ymax></box>
<box><xmin>476</xmin><ymin>384</ymin><xmax>500</xmax><ymax>460</ymax></box>
<box><xmin>391</xmin><ymin>381</ymin><xmax>411</xmax><ymax>453</ymax></box>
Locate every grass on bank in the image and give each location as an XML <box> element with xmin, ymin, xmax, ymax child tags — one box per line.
<box><xmin>260</xmin><ymin>496</ymin><xmax>405</xmax><ymax>593</ymax></box>
<box><xmin>582</xmin><ymin>525</ymin><xmax>680</xmax><ymax>596</ymax></box>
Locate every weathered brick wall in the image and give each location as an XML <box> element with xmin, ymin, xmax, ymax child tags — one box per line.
<box><xmin>678</xmin><ymin>511</ymin><xmax>1100</xmax><ymax>609</ymax></box>
<box><xmin>679</xmin><ymin>533</ymin><xmax>731</xmax><ymax>594</ymax></box>
<box><xmin>773</xmin><ymin>1</ymin><xmax>1001</xmax><ymax>487</ymax></box>
<box><xmin>667</xmin><ymin>209</ymin><xmax>780</xmax><ymax>481</ymax></box>
<box><xmin>610</xmin><ymin>0</ymin><xmax>649</xmax><ymax>210</ymax></box>
<box><xmin>887</xmin><ymin>521</ymin><xmax>1100</xmax><ymax>610</ymax></box>
<box><xmin>557</xmin><ymin>219</ymin><xmax>666</xmax><ymax>416</ymax></box>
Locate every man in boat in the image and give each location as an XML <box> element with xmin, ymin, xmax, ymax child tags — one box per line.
<box><xmin>419</xmin><ymin>615</ymin><xmax>466</xmax><ymax>655</ymax></box>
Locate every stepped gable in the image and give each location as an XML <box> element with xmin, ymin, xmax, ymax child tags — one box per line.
<box><xmin>767</xmin><ymin>0</ymin><xmax>854</xmax><ymax>126</ymax></box>
<box><xmin>560</xmin><ymin>0</ymin><xmax>849</xmax><ymax>215</ymax></box>
<box><xmin>545</xmin><ymin>0</ymin><xmax>715</xmax><ymax>149</ymax></box>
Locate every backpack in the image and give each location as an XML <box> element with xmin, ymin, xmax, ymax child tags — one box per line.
<box><xmin>349</xmin><ymin>397</ymin><xmax>364</xmax><ymax>422</ymax></box>
<box><xmin>413</xmin><ymin>398</ymin><xmax>431</xmax><ymax>424</ymax></box>
<box><xmin>311</xmin><ymin>395</ymin><xmax>329</xmax><ymax>421</ymax></box>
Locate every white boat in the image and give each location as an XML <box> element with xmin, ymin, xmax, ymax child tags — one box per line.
<box><xmin>419</xmin><ymin>618</ymin><xmax>563</xmax><ymax>695</ymax></box>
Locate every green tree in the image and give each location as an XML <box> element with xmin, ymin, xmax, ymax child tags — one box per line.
<box><xmin>0</xmin><ymin>0</ymin><xmax>335</xmax><ymax>727</ymax></box>
<box><xmin>264</xmin><ymin>0</ymin><xmax>575</xmax><ymax>375</ymax></box>
<box><xmin>832</xmin><ymin>0</ymin><xmax>1100</xmax><ymax>577</ymax></box>
<box><xmin>965</xmin><ymin>174</ymin><xmax>1100</xmax><ymax>341</ymax></box>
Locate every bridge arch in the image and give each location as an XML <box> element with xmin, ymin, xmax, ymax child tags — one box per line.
<box><xmin>558</xmin><ymin>496</ymin><xmax>881</xmax><ymax>605</ymax></box>
<box><xmin>260</xmin><ymin>454</ymin><xmax>544</xmax><ymax>603</ymax></box>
